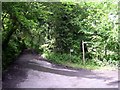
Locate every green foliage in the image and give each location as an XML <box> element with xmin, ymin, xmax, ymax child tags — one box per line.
<box><xmin>44</xmin><ymin>51</ymin><xmax>118</xmax><ymax>69</ymax></box>
<box><xmin>2</xmin><ymin>40</ymin><xmax>22</xmax><ymax>70</ymax></box>
<box><xmin>44</xmin><ymin>52</ymin><xmax>100</xmax><ymax>69</ymax></box>
<box><xmin>45</xmin><ymin>52</ymin><xmax>81</xmax><ymax>63</ymax></box>
<box><xmin>2</xmin><ymin>1</ymin><xmax>119</xmax><ymax>70</ymax></box>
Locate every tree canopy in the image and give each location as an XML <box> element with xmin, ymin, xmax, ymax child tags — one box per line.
<box><xmin>2</xmin><ymin>1</ymin><xmax>119</xmax><ymax>70</ymax></box>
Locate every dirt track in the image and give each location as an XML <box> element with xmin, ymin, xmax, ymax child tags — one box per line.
<box><xmin>2</xmin><ymin>53</ymin><xmax>119</xmax><ymax>88</ymax></box>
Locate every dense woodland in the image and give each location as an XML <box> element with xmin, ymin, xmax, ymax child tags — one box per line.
<box><xmin>2</xmin><ymin>1</ymin><xmax>119</xmax><ymax>70</ymax></box>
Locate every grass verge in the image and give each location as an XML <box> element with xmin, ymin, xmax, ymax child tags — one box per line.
<box><xmin>42</xmin><ymin>52</ymin><xmax>118</xmax><ymax>70</ymax></box>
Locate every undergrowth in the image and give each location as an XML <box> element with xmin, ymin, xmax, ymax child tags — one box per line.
<box><xmin>42</xmin><ymin>52</ymin><xmax>118</xmax><ymax>70</ymax></box>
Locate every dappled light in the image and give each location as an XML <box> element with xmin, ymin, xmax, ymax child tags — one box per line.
<box><xmin>2</xmin><ymin>0</ymin><xmax>119</xmax><ymax>88</ymax></box>
<box><xmin>2</xmin><ymin>53</ymin><xmax>118</xmax><ymax>88</ymax></box>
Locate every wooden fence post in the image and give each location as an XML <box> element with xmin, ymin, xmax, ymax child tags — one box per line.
<box><xmin>82</xmin><ymin>40</ymin><xmax>85</xmax><ymax>64</ymax></box>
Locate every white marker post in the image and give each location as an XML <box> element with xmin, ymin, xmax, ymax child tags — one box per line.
<box><xmin>82</xmin><ymin>41</ymin><xmax>92</xmax><ymax>64</ymax></box>
<box><xmin>82</xmin><ymin>40</ymin><xmax>85</xmax><ymax>64</ymax></box>
<box><xmin>70</xmin><ymin>49</ymin><xmax>73</xmax><ymax>62</ymax></box>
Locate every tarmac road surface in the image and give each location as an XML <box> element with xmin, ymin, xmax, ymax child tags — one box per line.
<box><xmin>2</xmin><ymin>53</ymin><xmax>119</xmax><ymax>88</ymax></box>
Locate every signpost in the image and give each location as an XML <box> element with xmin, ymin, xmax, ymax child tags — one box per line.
<box><xmin>82</xmin><ymin>40</ymin><xmax>85</xmax><ymax>64</ymax></box>
<box><xmin>70</xmin><ymin>49</ymin><xmax>73</xmax><ymax>62</ymax></box>
<box><xmin>82</xmin><ymin>40</ymin><xmax>92</xmax><ymax>64</ymax></box>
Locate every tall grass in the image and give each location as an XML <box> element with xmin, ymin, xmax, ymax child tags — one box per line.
<box><xmin>42</xmin><ymin>52</ymin><xmax>118</xmax><ymax>70</ymax></box>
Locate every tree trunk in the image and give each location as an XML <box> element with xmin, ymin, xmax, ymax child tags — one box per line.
<box><xmin>2</xmin><ymin>15</ymin><xmax>17</xmax><ymax>51</ymax></box>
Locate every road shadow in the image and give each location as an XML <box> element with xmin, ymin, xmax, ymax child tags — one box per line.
<box><xmin>107</xmin><ymin>80</ymin><xmax>120</xmax><ymax>86</ymax></box>
<box><xmin>22</xmin><ymin>60</ymin><xmax>113</xmax><ymax>80</ymax></box>
<box><xmin>2</xmin><ymin>63</ymin><xmax>29</xmax><ymax>88</ymax></box>
<box><xmin>2</xmin><ymin>53</ymin><xmax>118</xmax><ymax>88</ymax></box>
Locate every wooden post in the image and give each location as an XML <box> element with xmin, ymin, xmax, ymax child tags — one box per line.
<box><xmin>82</xmin><ymin>40</ymin><xmax>85</xmax><ymax>64</ymax></box>
<box><xmin>70</xmin><ymin>50</ymin><xmax>71</xmax><ymax>62</ymax></box>
<box><xmin>70</xmin><ymin>49</ymin><xmax>73</xmax><ymax>62</ymax></box>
